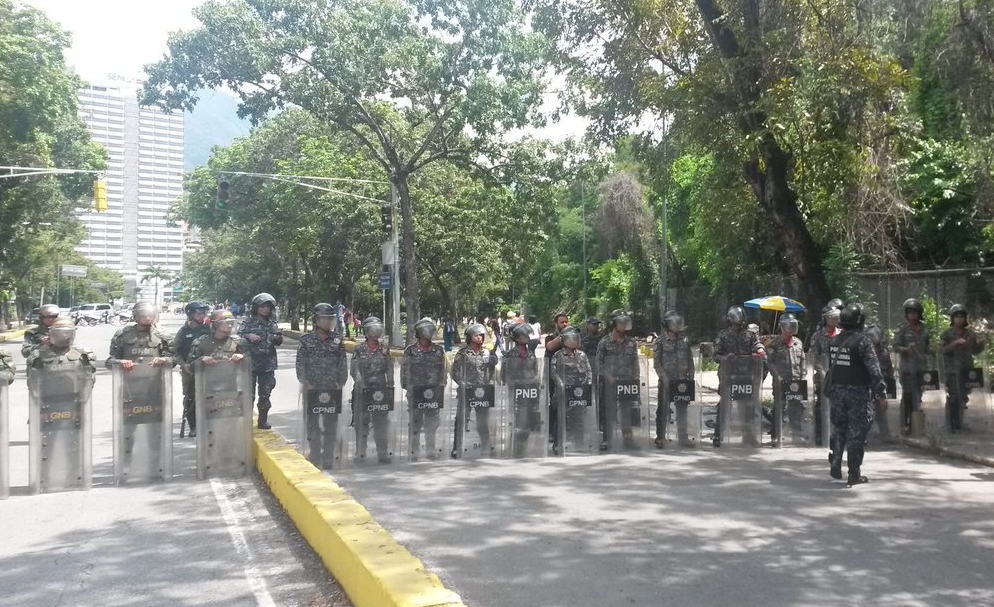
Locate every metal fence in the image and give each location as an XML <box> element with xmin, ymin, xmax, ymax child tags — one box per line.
<box><xmin>858</xmin><ymin>267</ymin><xmax>994</xmax><ymax>333</ymax></box>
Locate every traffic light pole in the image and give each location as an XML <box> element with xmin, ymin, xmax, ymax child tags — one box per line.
<box><xmin>389</xmin><ymin>180</ymin><xmax>402</xmax><ymax>348</ymax></box>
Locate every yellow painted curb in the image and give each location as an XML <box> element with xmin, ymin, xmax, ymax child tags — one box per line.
<box><xmin>253</xmin><ymin>429</ymin><xmax>466</xmax><ymax>607</ymax></box>
<box><xmin>0</xmin><ymin>328</ymin><xmax>27</xmax><ymax>343</ymax></box>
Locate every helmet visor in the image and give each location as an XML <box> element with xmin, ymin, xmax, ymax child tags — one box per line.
<box><xmin>49</xmin><ymin>326</ymin><xmax>76</xmax><ymax>348</ymax></box>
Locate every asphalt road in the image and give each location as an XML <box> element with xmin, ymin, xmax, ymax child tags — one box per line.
<box><xmin>0</xmin><ymin>315</ymin><xmax>349</xmax><ymax>607</ymax></box>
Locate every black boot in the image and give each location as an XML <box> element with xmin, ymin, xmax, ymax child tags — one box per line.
<box><xmin>257</xmin><ymin>406</ymin><xmax>271</xmax><ymax>430</ymax></box>
<box><xmin>829</xmin><ymin>439</ymin><xmax>844</xmax><ymax>480</ymax></box>
<box><xmin>847</xmin><ymin>446</ymin><xmax>868</xmax><ymax>487</ymax></box>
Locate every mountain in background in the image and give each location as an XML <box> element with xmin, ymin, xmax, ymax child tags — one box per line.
<box><xmin>184</xmin><ymin>90</ymin><xmax>252</xmax><ymax>170</ymax></box>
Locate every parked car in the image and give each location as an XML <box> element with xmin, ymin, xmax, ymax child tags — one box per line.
<box><xmin>74</xmin><ymin>303</ymin><xmax>113</xmax><ymax>325</ymax></box>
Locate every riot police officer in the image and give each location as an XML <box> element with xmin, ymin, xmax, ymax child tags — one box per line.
<box><xmin>552</xmin><ymin>325</ymin><xmax>593</xmax><ymax>452</ymax></box>
<box><xmin>581</xmin><ymin>317</ymin><xmax>602</xmax><ymax>360</ymax></box>
<box><xmin>653</xmin><ymin>311</ymin><xmax>695</xmax><ymax>448</ymax></box>
<box><xmin>351</xmin><ymin>315</ymin><xmax>392</xmax><ymax>463</ymax></box>
<box><xmin>827</xmin><ymin>304</ymin><xmax>886</xmax><ymax>487</ymax></box>
<box><xmin>940</xmin><ymin>304</ymin><xmax>983</xmax><ymax>432</ymax></box>
<box><xmin>596</xmin><ymin>310</ymin><xmax>642</xmax><ymax>450</ymax></box>
<box><xmin>767</xmin><ymin>313</ymin><xmax>806</xmax><ymax>441</ymax></box>
<box><xmin>172</xmin><ymin>301</ymin><xmax>211</xmax><ymax>437</ymax></box>
<box><xmin>865</xmin><ymin>323</ymin><xmax>895</xmax><ymax>437</ymax></box>
<box><xmin>1</xmin><ymin>348</ymin><xmax>16</xmax><ymax>385</ymax></box>
<box><xmin>450</xmin><ymin>322</ymin><xmax>499</xmax><ymax>457</ymax></box>
<box><xmin>297</xmin><ymin>303</ymin><xmax>348</xmax><ymax>468</ymax></box>
<box><xmin>893</xmin><ymin>298</ymin><xmax>930</xmax><ymax>434</ymax></box>
<box><xmin>810</xmin><ymin>299</ymin><xmax>843</xmax><ymax>445</ymax></box>
<box><xmin>239</xmin><ymin>293</ymin><xmax>284</xmax><ymax>429</ymax></box>
<box><xmin>402</xmin><ymin>318</ymin><xmax>446</xmax><ymax>460</ymax></box>
<box><xmin>712</xmin><ymin>305</ymin><xmax>765</xmax><ymax>447</ymax></box>
<box><xmin>26</xmin><ymin>316</ymin><xmax>96</xmax><ymax>374</ymax></box>
<box><xmin>504</xmin><ymin>322</ymin><xmax>543</xmax><ymax>456</ymax></box>
<box><xmin>21</xmin><ymin>303</ymin><xmax>61</xmax><ymax>358</ymax></box>
<box><xmin>188</xmin><ymin>309</ymin><xmax>248</xmax><ymax>366</ymax></box>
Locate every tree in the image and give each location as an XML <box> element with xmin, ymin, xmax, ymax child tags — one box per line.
<box><xmin>140</xmin><ymin>265</ymin><xmax>174</xmax><ymax>306</ymax></box>
<box><xmin>0</xmin><ymin>0</ymin><xmax>106</xmax><ymax>324</ymax></box>
<box><xmin>141</xmin><ymin>0</ymin><xmax>549</xmax><ymax>335</ymax></box>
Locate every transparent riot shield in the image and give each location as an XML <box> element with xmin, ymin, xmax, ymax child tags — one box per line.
<box><xmin>28</xmin><ymin>365</ymin><xmax>93</xmax><ymax>493</ymax></box>
<box><xmin>717</xmin><ymin>355</ymin><xmax>762</xmax><ymax>447</ymax></box>
<box><xmin>774</xmin><ymin>379</ymin><xmax>814</xmax><ymax>447</ymax></box>
<box><xmin>0</xmin><ymin>382</ymin><xmax>8</xmax><ymax>499</ymax></box>
<box><xmin>194</xmin><ymin>360</ymin><xmax>253</xmax><ymax>480</ymax></box>
<box><xmin>501</xmin><ymin>355</ymin><xmax>548</xmax><ymax>458</ymax></box>
<box><xmin>452</xmin><ymin>353</ymin><xmax>502</xmax><ymax>460</ymax></box>
<box><xmin>553</xmin><ymin>352</ymin><xmax>597</xmax><ymax>456</ymax></box>
<box><xmin>112</xmin><ymin>364</ymin><xmax>173</xmax><ymax>483</ymax></box>
<box><xmin>348</xmin><ymin>359</ymin><xmax>403</xmax><ymax>465</ymax></box>
<box><xmin>660</xmin><ymin>377</ymin><xmax>698</xmax><ymax>448</ymax></box>
<box><xmin>685</xmin><ymin>401</ymin><xmax>705</xmax><ymax>447</ymax></box>
<box><xmin>299</xmin><ymin>382</ymin><xmax>346</xmax><ymax>469</ymax></box>
<box><xmin>918</xmin><ymin>369</ymin><xmax>945</xmax><ymax>436</ymax></box>
<box><xmin>600</xmin><ymin>348</ymin><xmax>649</xmax><ymax>452</ymax></box>
<box><xmin>963</xmin><ymin>364</ymin><xmax>994</xmax><ymax>433</ymax></box>
<box><xmin>406</xmin><ymin>380</ymin><xmax>450</xmax><ymax>462</ymax></box>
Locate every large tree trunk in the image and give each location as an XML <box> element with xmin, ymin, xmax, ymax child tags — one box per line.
<box><xmin>394</xmin><ymin>173</ymin><xmax>421</xmax><ymax>338</ymax></box>
<box><xmin>696</xmin><ymin>0</ymin><xmax>832</xmax><ymax>313</ymax></box>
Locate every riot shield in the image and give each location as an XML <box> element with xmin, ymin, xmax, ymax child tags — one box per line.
<box><xmin>111</xmin><ymin>364</ymin><xmax>173</xmax><ymax>483</ymax></box>
<box><xmin>918</xmin><ymin>368</ymin><xmax>945</xmax><ymax>436</ymax></box>
<box><xmin>406</xmin><ymin>379</ymin><xmax>450</xmax><ymax>462</ymax></box>
<box><xmin>964</xmin><ymin>363</ymin><xmax>994</xmax><ymax>433</ymax></box>
<box><xmin>656</xmin><ymin>372</ymin><xmax>699</xmax><ymax>449</ymax></box>
<box><xmin>501</xmin><ymin>355</ymin><xmax>548</xmax><ymax>458</ymax></box>
<box><xmin>348</xmin><ymin>359</ymin><xmax>403</xmax><ymax>465</ymax></box>
<box><xmin>28</xmin><ymin>365</ymin><xmax>93</xmax><ymax>493</ymax></box>
<box><xmin>773</xmin><ymin>378</ymin><xmax>814</xmax><ymax>447</ymax></box>
<box><xmin>0</xmin><ymin>382</ymin><xmax>8</xmax><ymax>499</ymax></box>
<box><xmin>600</xmin><ymin>350</ymin><xmax>649</xmax><ymax>452</ymax></box>
<box><xmin>812</xmin><ymin>354</ymin><xmax>831</xmax><ymax>448</ymax></box>
<box><xmin>553</xmin><ymin>353</ymin><xmax>597</xmax><ymax>456</ymax></box>
<box><xmin>299</xmin><ymin>383</ymin><xmax>346</xmax><ymax>469</ymax></box>
<box><xmin>194</xmin><ymin>360</ymin><xmax>253</xmax><ymax>480</ymax></box>
<box><xmin>452</xmin><ymin>356</ymin><xmax>502</xmax><ymax>460</ymax></box>
<box><xmin>717</xmin><ymin>355</ymin><xmax>762</xmax><ymax>447</ymax></box>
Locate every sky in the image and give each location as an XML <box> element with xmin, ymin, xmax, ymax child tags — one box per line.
<box><xmin>21</xmin><ymin>0</ymin><xmax>588</xmax><ymax>141</ymax></box>
<box><xmin>22</xmin><ymin>0</ymin><xmax>204</xmax><ymax>82</ymax></box>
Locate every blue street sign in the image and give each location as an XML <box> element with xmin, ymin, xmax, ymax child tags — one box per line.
<box><xmin>378</xmin><ymin>272</ymin><xmax>392</xmax><ymax>290</ymax></box>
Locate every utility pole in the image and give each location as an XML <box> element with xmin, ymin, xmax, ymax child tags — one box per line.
<box><xmin>658</xmin><ymin>116</ymin><xmax>670</xmax><ymax>331</ymax></box>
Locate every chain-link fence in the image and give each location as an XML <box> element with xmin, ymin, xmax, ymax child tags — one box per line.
<box><xmin>858</xmin><ymin>267</ymin><xmax>994</xmax><ymax>332</ymax></box>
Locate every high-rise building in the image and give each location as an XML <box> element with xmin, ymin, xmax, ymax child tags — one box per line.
<box><xmin>76</xmin><ymin>75</ymin><xmax>184</xmax><ymax>304</ymax></box>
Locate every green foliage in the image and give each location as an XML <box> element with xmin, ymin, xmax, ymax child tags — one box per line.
<box><xmin>823</xmin><ymin>241</ymin><xmax>876</xmax><ymax>316</ymax></box>
<box><xmin>919</xmin><ymin>294</ymin><xmax>948</xmax><ymax>343</ymax></box>
<box><xmin>588</xmin><ymin>255</ymin><xmax>633</xmax><ymax>317</ymax></box>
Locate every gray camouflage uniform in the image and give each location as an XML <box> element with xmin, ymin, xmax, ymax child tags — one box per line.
<box><xmin>351</xmin><ymin>340</ymin><xmax>394</xmax><ymax>462</ymax></box>
<box><xmin>939</xmin><ymin>326</ymin><xmax>983</xmax><ymax>431</ymax></box>
<box><xmin>450</xmin><ymin>344</ymin><xmax>499</xmax><ymax>455</ymax></box>
<box><xmin>892</xmin><ymin>322</ymin><xmax>930</xmax><ymax>431</ymax></box>
<box><xmin>238</xmin><ymin>316</ymin><xmax>282</xmax><ymax>418</ymax></box>
<box><xmin>653</xmin><ymin>333</ymin><xmax>695</xmax><ymax>444</ymax></box>
<box><xmin>503</xmin><ymin>343</ymin><xmax>542</xmax><ymax>457</ymax></box>
<box><xmin>296</xmin><ymin>331</ymin><xmax>348</xmax><ymax>467</ymax></box>
<box><xmin>596</xmin><ymin>334</ymin><xmax>641</xmax><ymax>448</ymax></box>
<box><xmin>767</xmin><ymin>335</ymin><xmax>806</xmax><ymax>437</ymax></box>
<box><xmin>552</xmin><ymin>348</ymin><xmax>593</xmax><ymax>449</ymax></box>
<box><xmin>402</xmin><ymin>342</ymin><xmax>446</xmax><ymax>458</ymax></box>
<box><xmin>712</xmin><ymin>327</ymin><xmax>764</xmax><ymax>446</ymax></box>
<box><xmin>0</xmin><ymin>350</ymin><xmax>15</xmax><ymax>385</ymax></box>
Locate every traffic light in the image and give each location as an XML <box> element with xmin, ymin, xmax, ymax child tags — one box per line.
<box><xmin>93</xmin><ymin>180</ymin><xmax>107</xmax><ymax>212</ymax></box>
<box><xmin>380</xmin><ymin>203</ymin><xmax>393</xmax><ymax>235</ymax></box>
<box><xmin>216</xmin><ymin>180</ymin><xmax>230</xmax><ymax>210</ymax></box>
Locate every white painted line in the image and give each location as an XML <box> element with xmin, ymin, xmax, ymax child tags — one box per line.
<box><xmin>211</xmin><ymin>477</ymin><xmax>279</xmax><ymax>607</ymax></box>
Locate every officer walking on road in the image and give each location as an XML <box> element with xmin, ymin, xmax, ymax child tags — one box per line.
<box><xmin>297</xmin><ymin>303</ymin><xmax>348</xmax><ymax>468</ymax></box>
<box><xmin>172</xmin><ymin>301</ymin><xmax>211</xmax><ymax>437</ymax></box>
<box><xmin>653</xmin><ymin>311</ymin><xmax>695</xmax><ymax>448</ymax></box>
<box><xmin>810</xmin><ymin>299</ymin><xmax>843</xmax><ymax>445</ymax></box>
<box><xmin>939</xmin><ymin>304</ymin><xmax>983</xmax><ymax>432</ymax></box>
<box><xmin>450</xmin><ymin>322</ymin><xmax>499</xmax><ymax>457</ymax></box>
<box><xmin>21</xmin><ymin>303</ymin><xmax>61</xmax><ymax>358</ymax></box>
<box><xmin>893</xmin><ymin>298</ymin><xmax>930</xmax><ymax>434</ymax></box>
<box><xmin>402</xmin><ymin>318</ymin><xmax>446</xmax><ymax>460</ymax></box>
<box><xmin>827</xmin><ymin>303</ymin><xmax>886</xmax><ymax>487</ymax></box>
<box><xmin>239</xmin><ymin>293</ymin><xmax>284</xmax><ymax>429</ymax></box>
<box><xmin>351</xmin><ymin>315</ymin><xmax>392</xmax><ymax>463</ymax></box>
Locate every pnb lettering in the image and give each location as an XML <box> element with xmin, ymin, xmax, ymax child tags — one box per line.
<box><xmin>731</xmin><ymin>384</ymin><xmax>753</xmax><ymax>396</ymax></box>
<box><xmin>515</xmin><ymin>388</ymin><xmax>538</xmax><ymax>399</ymax></box>
<box><xmin>617</xmin><ymin>384</ymin><xmax>639</xmax><ymax>395</ymax></box>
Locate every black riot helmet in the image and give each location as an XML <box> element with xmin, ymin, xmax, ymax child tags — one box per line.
<box><xmin>251</xmin><ymin>292</ymin><xmax>276</xmax><ymax>315</ymax></box>
<box><xmin>840</xmin><ymin>303</ymin><xmax>866</xmax><ymax>331</ymax></box>
<box><xmin>610</xmin><ymin>309</ymin><xmax>633</xmax><ymax>332</ymax></box>
<box><xmin>464</xmin><ymin>323</ymin><xmax>487</xmax><ymax>342</ymax></box>
<box><xmin>312</xmin><ymin>302</ymin><xmax>337</xmax><ymax>329</ymax></box>
<box><xmin>779</xmin><ymin>313</ymin><xmax>799</xmax><ymax>335</ymax></box>
<box><xmin>510</xmin><ymin>322</ymin><xmax>532</xmax><ymax>344</ymax></box>
<box><xmin>185</xmin><ymin>301</ymin><xmax>209</xmax><ymax>319</ymax></box>
<box><xmin>561</xmin><ymin>326</ymin><xmax>581</xmax><ymax>348</ymax></box>
<box><xmin>903</xmin><ymin>298</ymin><xmax>924</xmax><ymax>315</ymax></box>
<box><xmin>948</xmin><ymin>303</ymin><xmax>968</xmax><ymax>323</ymax></box>
<box><xmin>414</xmin><ymin>317</ymin><xmax>436</xmax><ymax>341</ymax></box>
<box><xmin>362</xmin><ymin>315</ymin><xmax>384</xmax><ymax>339</ymax></box>
<box><xmin>663</xmin><ymin>311</ymin><xmax>685</xmax><ymax>333</ymax></box>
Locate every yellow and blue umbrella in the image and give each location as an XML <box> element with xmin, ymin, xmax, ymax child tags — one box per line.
<box><xmin>743</xmin><ymin>296</ymin><xmax>806</xmax><ymax>313</ymax></box>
